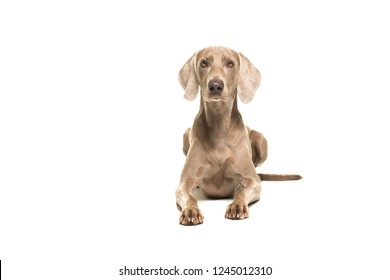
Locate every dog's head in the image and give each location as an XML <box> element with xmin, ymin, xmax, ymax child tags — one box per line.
<box><xmin>178</xmin><ymin>46</ymin><xmax>261</xmax><ymax>104</ymax></box>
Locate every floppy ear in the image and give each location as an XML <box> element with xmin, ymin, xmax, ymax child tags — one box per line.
<box><xmin>237</xmin><ymin>52</ymin><xmax>261</xmax><ymax>103</ymax></box>
<box><xmin>178</xmin><ymin>52</ymin><xmax>199</xmax><ymax>101</ymax></box>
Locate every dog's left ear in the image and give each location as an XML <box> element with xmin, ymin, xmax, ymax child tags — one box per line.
<box><xmin>237</xmin><ymin>52</ymin><xmax>261</xmax><ymax>103</ymax></box>
<box><xmin>178</xmin><ymin>52</ymin><xmax>199</xmax><ymax>101</ymax></box>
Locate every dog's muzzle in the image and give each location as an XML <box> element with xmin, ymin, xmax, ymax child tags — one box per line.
<box><xmin>208</xmin><ymin>78</ymin><xmax>224</xmax><ymax>95</ymax></box>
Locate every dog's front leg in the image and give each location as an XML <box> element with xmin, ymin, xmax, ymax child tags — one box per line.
<box><xmin>225</xmin><ymin>177</ymin><xmax>261</xmax><ymax>220</ymax></box>
<box><xmin>176</xmin><ymin>179</ymin><xmax>204</xmax><ymax>225</ymax></box>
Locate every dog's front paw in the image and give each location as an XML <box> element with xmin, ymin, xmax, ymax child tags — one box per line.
<box><xmin>225</xmin><ymin>202</ymin><xmax>249</xmax><ymax>220</ymax></box>
<box><xmin>179</xmin><ymin>206</ymin><xmax>204</xmax><ymax>226</ymax></box>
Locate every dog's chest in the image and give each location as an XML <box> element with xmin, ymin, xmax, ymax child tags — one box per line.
<box><xmin>201</xmin><ymin>141</ymin><xmax>236</xmax><ymax>167</ymax></box>
<box><xmin>200</xmin><ymin>146</ymin><xmax>236</xmax><ymax>181</ymax></box>
<box><xmin>200</xmin><ymin>156</ymin><xmax>237</xmax><ymax>197</ymax></box>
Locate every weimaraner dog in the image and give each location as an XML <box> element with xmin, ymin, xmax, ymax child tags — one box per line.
<box><xmin>176</xmin><ymin>46</ymin><xmax>301</xmax><ymax>225</ymax></box>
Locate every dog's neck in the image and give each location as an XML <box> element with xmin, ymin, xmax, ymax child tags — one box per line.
<box><xmin>195</xmin><ymin>92</ymin><xmax>244</xmax><ymax>140</ymax></box>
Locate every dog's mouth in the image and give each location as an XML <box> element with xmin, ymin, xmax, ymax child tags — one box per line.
<box><xmin>205</xmin><ymin>92</ymin><xmax>227</xmax><ymax>103</ymax></box>
<box><xmin>208</xmin><ymin>93</ymin><xmax>224</xmax><ymax>101</ymax></box>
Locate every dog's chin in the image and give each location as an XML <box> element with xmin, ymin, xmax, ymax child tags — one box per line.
<box><xmin>205</xmin><ymin>93</ymin><xmax>227</xmax><ymax>103</ymax></box>
<box><xmin>209</xmin><ymin>97</ymin><xmax>225</xmax><ymax>102</ymax></box>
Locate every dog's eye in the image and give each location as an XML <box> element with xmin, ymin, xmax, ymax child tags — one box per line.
<box><xmin>200</xmin><ymin>59</ymin><xmax>208</xmax><ymax>68</ymax></box>
<box><xmin>226</xmin><ymin>60</ymin><xmax>235</xmax><ymax>68</ymax></box>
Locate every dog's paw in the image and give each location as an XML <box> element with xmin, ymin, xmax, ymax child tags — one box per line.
<box><xmin>225</xmin><ymin>202</ymin><xmax>249</xmax><ymax>220</ymax></box>
<box><xmin>179</xmin><ymin>206</ymin><xmax>204</xmax><ymax>226</ymax></box>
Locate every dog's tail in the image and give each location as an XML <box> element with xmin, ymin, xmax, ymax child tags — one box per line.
<box><xmin>258</xmin><ymin>173</ymin><xmax>302</xmax><ymax>181</ymax></box>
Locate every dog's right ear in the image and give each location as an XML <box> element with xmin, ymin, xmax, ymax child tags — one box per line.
<box><xmin>178</xmin><ymin>52</ymin><xmax>199</xmax><ymax>101</ymax></box>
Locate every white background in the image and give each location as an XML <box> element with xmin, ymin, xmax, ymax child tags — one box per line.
<box><xmin>1</xmin><ymin>0</ymin><xmax>389</xmax><ymax>279</ymax></box>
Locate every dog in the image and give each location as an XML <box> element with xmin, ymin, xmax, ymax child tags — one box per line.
<box><xmin>176</xmin><ymin>46</ymin><xmax>301</xmax><ymax>225</ymax></box>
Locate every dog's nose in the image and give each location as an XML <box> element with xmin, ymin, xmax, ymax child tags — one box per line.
<box><xmin>208</xmin><ymin>78</ymin><xmax>224</xmax><ymax>95</ymax></box>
